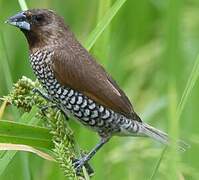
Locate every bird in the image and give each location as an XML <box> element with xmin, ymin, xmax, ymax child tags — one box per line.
<box><xmin>6</xmin><ymin>9</ymin><xmax>188</xmax><ymax>173</ymax></box>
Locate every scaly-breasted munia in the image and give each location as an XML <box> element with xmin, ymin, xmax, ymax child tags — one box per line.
<box><xmin>6</xmin><ymin>9</ymin><xmax>187</xmax><ymax>173</ymax></box>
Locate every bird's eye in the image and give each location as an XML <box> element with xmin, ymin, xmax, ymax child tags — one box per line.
<box><xmin>33</xmin><ymin>14</ymin><xmax>44</xmax><ymax>22</ymax></box>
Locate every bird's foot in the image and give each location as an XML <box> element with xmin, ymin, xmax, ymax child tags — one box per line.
<box><xmin>39</xmin><ymin>104</ymin><xmax>69</xmax><ymax>120</ymax></box>
<box><xmin>39</xmin><ymin>104</ymin><xmax>56</xmax><ymax>115</ymax></box>
<box><xmin>73</xmin><ymin>157</ymin><xmax>85</xmax><ymax>171</ymax></box>
<box><xmin>73</xmin><ymin>156</ymin><xmax>94</xmax><ymax>176</ymax></box>
<box><xmin>32</xmin><ymin>88</ymin><xmax>52</xmax><ymax>101</ymax></box>
<box><xmin>32</xmin><ymin>88</ymin><xmax>69</xmax><ymax>120</ymax></box>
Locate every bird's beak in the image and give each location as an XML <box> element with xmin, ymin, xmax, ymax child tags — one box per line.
<box><xmin>5</xmin><ymin>12</ymin><xmax>30</xmax><ymax>31</ymax></box>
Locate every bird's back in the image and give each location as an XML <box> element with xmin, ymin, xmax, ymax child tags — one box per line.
<box><xmin>51</xmin><ymin>30</ymin><xmax>141</xmax><ymax>120</ymax></box>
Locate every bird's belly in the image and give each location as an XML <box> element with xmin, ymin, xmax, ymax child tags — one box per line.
<box><xmin>42</xmin><ymin>73</ymin><xmax>132</xmax><ymax>135</ymax></box>
<box><xmin>43</xmin><ymin>76</ymin><xmax>134</xmax><ymax>135</ymax></box>
<box><xmin>42</xmin><ymin>75</ymin><xmax>123</xmax><ymax>135</ymax></box>
<box><xmin>49</xmin><ymin>84</ymin><xmax>121</xmax><ymax>135</ymax></box>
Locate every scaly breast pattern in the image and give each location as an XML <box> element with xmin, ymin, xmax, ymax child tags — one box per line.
<box><xmin>29</xmin><ymin>49</ymin><xmax>137</xmax><ymax>136</ymax></box>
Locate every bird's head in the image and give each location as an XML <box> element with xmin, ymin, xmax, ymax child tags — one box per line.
<box><xmin>6</xmin><ymin>9</ymin><xmax>69</xmax><ymax>49</ymax></box>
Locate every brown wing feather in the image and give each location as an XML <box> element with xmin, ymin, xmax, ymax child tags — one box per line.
<box><xmin>52</xmin><ymin>46</ymin><xmax>136</xmax><ymax>119</ymax></box>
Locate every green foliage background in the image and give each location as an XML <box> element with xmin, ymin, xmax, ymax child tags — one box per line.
<box><xmin>0</xmin><ymin>0</ymin><xmax>199</xmax><ymax>179</ymax></box>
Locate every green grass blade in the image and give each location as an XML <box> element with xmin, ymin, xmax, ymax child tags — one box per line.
<box><xmin>0</xmin><ymin>33</ymin><xmax>13</xmax><ymax>90</ymax></box>
<box><xmin>93</xmin><ymin>0</ymin><xmax>111</xmax><ymax>67</ymax></box>
<box><xmin>149</xmin><ymin>53</ymin><xmax>199</xmax><ymax>180</ymax></box>
<box><xmin>177</xmin><ymin>54</ymin><xmax>199</xmax><ymax>118</ymax></box>
<box><xmin>20</xmin><ymin>106</ymin><xmax>40</xmax><ymax>125</ymax></box>
<box><xmin>0</xmin><ymin>151</ymin><xmax>16</xmax><ymax>175</ymax></box>
<box><xmin>149</xmin><ymin>146</ymin><xmax>167</xmax><ymax>180</ymax></box>
<box><xmin>168</xmin><ymin>85</ymin><xmax>179</xmax><ymax>179</ymax></box>
<box><xmin>0</xmin><ymin>31</ymin><xmax>21</xmax><ymax>177</ymax></box>
<box><xmin>149</xmin><ymin>33</ymin><xmax>199</xmax><ymax>180</ymax></box>
<box><xmin>0</xmin><ymin>120</ymin><xmax>53</xmax><ymax>149</ymax></box>
<box><xmin>18</xmin><ymin>0</ymin><xmax>28</xmax><ymax>11</ymax></box>
<box><xmin>0</xmin><ymin>1</ymin><xmax>29</xmax><ymax>178</ymax></box>
<box><xmin>84</xmin><ymin>0</ymin><xmax>127</xmax><ymax>51</ymax></box>
<box><xmin>0</xmin><ymin>110</ymin><xmax>43</xmax><ymax>177</ymax></box>
<box><xmin>19</xmin><ymin>153</ymin><xmax>31</xmax><ymax>180</ymax></box>
<box><xmin>0</xmin><ymin>32</ymin><xmax>19</xmax><ymax>119</ymax></box>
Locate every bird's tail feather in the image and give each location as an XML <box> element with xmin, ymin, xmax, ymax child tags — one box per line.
<box><xmin>135</xmin><ymin>122</ymin><xmax>189</xmax><ymax>152</ymax></box>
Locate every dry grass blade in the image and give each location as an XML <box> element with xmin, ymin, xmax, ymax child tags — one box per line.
<box><xmin>0</xmin><ymin>143</ymin><xmax>55</xmax><ymax>161</ymax></box>
<box><xmin>0</xmin><ymin>100</ymin><xmax>7</xmax><ymax>119</ymax></box>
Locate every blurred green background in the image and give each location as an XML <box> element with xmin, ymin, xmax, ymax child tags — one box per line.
<box><xmin>0</xmin><ymin>0</ymin><xmax>199</xmax><ymax>180</ymax></box>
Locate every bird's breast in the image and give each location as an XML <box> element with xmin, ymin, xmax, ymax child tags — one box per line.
<box><xmin>30</xmin><ymin>49</ymin><xmax>54</xmax><ymax>84</ymax></box>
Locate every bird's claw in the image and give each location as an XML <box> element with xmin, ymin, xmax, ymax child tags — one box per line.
<box><xmin>33</xmin><ymin>88</ymin><xmax>69</xmax><ymax>120</ymax></box>
<box><xmin>72</xmin><ymin>157</ymin><xmax>94</xmax><ymax>177</ymax></box>
<box><xmin>32</xmin><ymin>88</ymin><xmax>44</xmax><ymax>96</ymax></box>
<box><xmin>32</xmin><ymin>88</ymin><xmax>52</xmax><ymax>101</ymax></box>
<box><xmin>32</xmin><ymin>88</ymin><xmax>39</xmax><ymax>94</ymax></box>
<box><xmin>39</xmin><ymin>105</ymin><xmax>49</xmax><ymax>116</ymax></box>
<box><xmin>39</xmin><ymin>104</ymin><xmax>56</xmax><ymax>115</ymax></box>
<box><xmin>73</xmin><ymin>157</ymin><xmax>86</xmax><ymax>172</ymax></box>
<box><xmin>39</xmin><ymin>104</ymin><xmax>69</xmax><ymax>120</ymax></box>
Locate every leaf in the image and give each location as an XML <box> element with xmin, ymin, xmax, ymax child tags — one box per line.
<box><xmin>84</xmin><ymin>0</ymin><xmax>127</xmax><ymax>51</ymax></box>
<box><xmin>0</xmin><ymin>120</ymin><xmax>53</xmax><ymax>149</ymax></box>
<box><xmin>0</xmin><ymin>143</ymin><xmax>55</xmax><ymax>162</ymax></box>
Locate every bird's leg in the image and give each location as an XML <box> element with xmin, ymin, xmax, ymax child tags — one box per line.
<box><xmin>33</xmin><ymin>88</ymin><xmax>69</xmax><ymax>120</ymax></box>
<box><xmin>73</xmin><ymin>136</ymin><xmax>110</xmax><ymax>173</ymax></box>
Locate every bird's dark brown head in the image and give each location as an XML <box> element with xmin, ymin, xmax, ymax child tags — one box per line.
<box><xmin>6</xmin><ymin>9</ymin><xmax>69</xmax><ymax>50</ymax></box>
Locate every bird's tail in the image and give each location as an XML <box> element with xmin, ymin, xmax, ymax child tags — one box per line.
<box><xmin>129</xmin><ymin>121</ymin><xmax>189</xmax><ymax>151</ymax></box>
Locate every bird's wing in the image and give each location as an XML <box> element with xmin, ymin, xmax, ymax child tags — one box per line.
<box><xmin>51</xmin><ymin>47</ymin><xmax>136</xmax><ymax>119</ymax></box>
